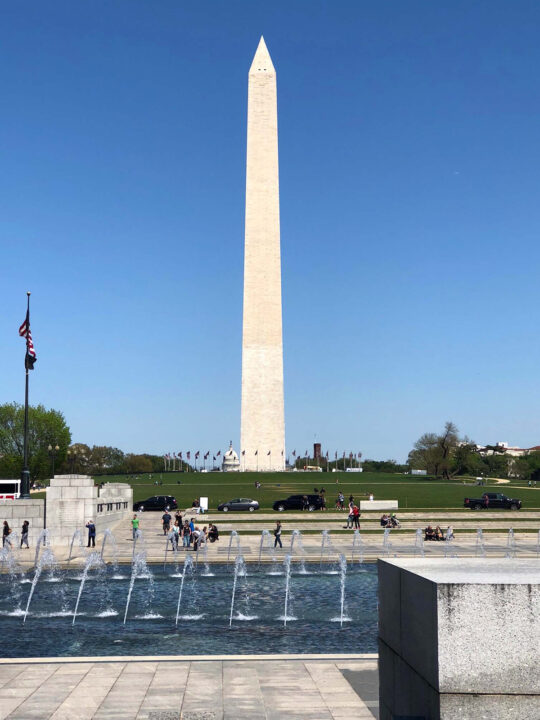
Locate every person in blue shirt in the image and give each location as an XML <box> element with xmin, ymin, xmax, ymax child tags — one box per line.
<box><xmin>86</xmin><ymin>519</ymin><xmax>96</xmax><ymax>548</ymax></box>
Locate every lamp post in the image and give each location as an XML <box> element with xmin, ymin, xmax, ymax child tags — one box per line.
<box><xmin>48</xmin><ymin>444</ymin><xmax>59</xmax><ymax>478</ymax></box>
<box><xmin>67</xmin><ymin>450</ymin><xmax>77</xmax><ymax>474</ymax></box>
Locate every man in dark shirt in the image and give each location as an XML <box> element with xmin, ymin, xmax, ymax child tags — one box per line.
<box><xmin>162</xmin><ymin>511</ymin><xmax>172</xmax><ymax>535</ymax></box>
<box><xmin>86</xmin><ymin>520</ymin><xmax>96</xmax><ymax>548</ymax></box>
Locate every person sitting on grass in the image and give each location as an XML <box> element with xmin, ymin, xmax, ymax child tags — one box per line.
<box><xmin>425</xmin><ymin>525</ymin><xmax>436</xmax><ymax>541</ymax></box>
<box><xmin>208</xmin><ymin>523</ymin><xmax>219</xmax><ymax>542</ymax></box>
<box><xmin>389</xmin><ymin>513</ymin><xmax>400</xmax><ymax>529</ymax></box>
<box><xmin>380</xmin><ymin>514</ymin><xmax>389</xmax><ymax>527</ymax></box>
<box><xmin>435</xmin><ymin>526</ymin><xmax>444</xmax><ymax>541</ymax></box>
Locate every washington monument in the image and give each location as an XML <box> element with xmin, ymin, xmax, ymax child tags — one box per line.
<box><xmin>240</xmin><ymin>37</ymin><xmax>285</xmax><ymax>472</ymax></box>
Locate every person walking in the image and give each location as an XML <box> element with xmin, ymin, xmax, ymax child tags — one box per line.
<box><xmin>86</xmin><ymin>519</ymin><xmax>96</xmax><ymax>548</ymax></box>
<box><xmin>20</xmin><ymin>520</ymin><xmax>30</xmax><ymax>549</ymax></box>
<box><xmin>191</xmin><ymin>527</ymin><xmax>200</xmax><ymax>552</ymax></box>
<box><xmin>344</xmin><ymin>500</ymin><xmax>355</xmax><ymax>529</ymax></box>
<box><xmin>352</xmin><ymin>504</ymin><xmax>360</xmax><ymax>529</ymax></box>
<box><xmin>131</xmin><ymin>514</ymin><xmax>140</xmax><ymax>540</ymax></box>
<box><xmin>274</xmin><ymin>521</ymin><xmax>283</xmax><ymax>549</ymax></box>
<box><xmin>182</xmin><ymin>520</ymin><xmax>191</xmax><ymax>549</ymax></box>
<box><xmin>2</xmin><ymin>521</ymin><xmax>12</xmax><ymax>548</ymax></box>
<box><xmin>171</xmin><ymin>520</ymin><xmax>180</xmax><ymax>550</ymax></box>
<box><xmin>162</xmin><ymin>510</ymin><xmax>172</xmax><ymax>536</ymax></box>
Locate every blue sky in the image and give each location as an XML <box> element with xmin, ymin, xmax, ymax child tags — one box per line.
<box><xmin>1</xmin><ymin>1</ymin><xmax>539</xmax><ymax>462</ymax></box>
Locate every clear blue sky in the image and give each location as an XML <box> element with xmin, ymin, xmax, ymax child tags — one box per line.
<box><xmin>1</xmin><ymin>1</ymin><xmax>539</xmax><ymax>462</ymax></box>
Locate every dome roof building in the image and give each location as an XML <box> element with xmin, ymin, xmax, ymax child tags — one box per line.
<box><xmin>222</xmin><ymin>442</ymin><xmax>241</xmax><ymax>472</ymax></box>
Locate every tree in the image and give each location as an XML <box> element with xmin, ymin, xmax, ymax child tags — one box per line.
<box><xmin>124</xmin><ymin>454</ymin><xmax>154</xmax><ymax>474</ymax></box>
<box><xmin>408</xmin><ymin>422</ymin><xmax>461</xmax><ymax>478</ymax></box>
<box><xmin>0</xmin><ymin>402</ymin><xmax>71</xmax><ymax>482</ymax></box>
<box><xmin>514</xmin><ymin>451</ymin><xmax>540</xmax><ymax>482</ymax></box>
<box><xmin>408</xmin><ymin>432</ymin><xmax>441</xmax><ymax>476</ymax></box>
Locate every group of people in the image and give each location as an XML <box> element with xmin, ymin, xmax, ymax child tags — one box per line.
<box><xmin>424</xmin><ymin>525</ymin><xmax>454</xmax><ymax>541</ymax></box>
<box><xmin>342</xmin><ymin>495</ymin><xmax>361</xmax><ymax>529</ymax></box>
<box><xmin>2</xmin><ymin>520</ymin><xmax>30</xmax><ymax>549</ymax></box>
<box><xmin>336</xmin><ymin>492</ymin><xmax>374</xmax><ymax>510</ymax></box>
<box><xmin>130</xmin><ymin>510</ymin><xmax>220</xmax><ymax>552</ymax></box>
<box><xmin>380</xmin><ymin>513</ymin><xmax>400</xmax><ymax>529</ymax></box>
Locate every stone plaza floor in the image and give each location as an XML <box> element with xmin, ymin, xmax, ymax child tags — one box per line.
<box><xmin>0</xmin><ymin>656</ymin><xmax>378</xmax><ymax>720</ymax></box>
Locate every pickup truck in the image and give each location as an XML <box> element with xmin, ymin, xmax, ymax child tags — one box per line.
<box><xmin>464</xmin><ymin>492</ymin><xmax>522</xmax><ymax>510</ymax></box>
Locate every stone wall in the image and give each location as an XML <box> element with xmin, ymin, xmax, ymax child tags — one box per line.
<box><xmin>0</xmin><ymin>476</ymin><xmax>132</xmax><ymax>548</ymax></box>
<box><xmin>46</xmin><ymin>475</ymin><xmax>133</xmax><ymax>545</ymax></box>
<box><xmin>0</xmin><ymin>499</ymin><xmax>45</xmax><ymax>545</ymax></box>
<box><xmin>95</xmin><ymin>482</ymin><xmax>132</xmax><ymax>535</ymax></box>
<box><xmin>378</xmin><ymin>557</ymin><xmax>540</xmax><ymax>719</ymax></box>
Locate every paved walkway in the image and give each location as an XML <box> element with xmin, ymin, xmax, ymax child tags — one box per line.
<box><xmin>49</xmin><ymin>512</ymin><xmax>538</xmax><ymax>567</ymax></box>
<box><xmin>0</xmin><ymin>657</ymin><xmax>378</xmax><ymax>720</ymax></box>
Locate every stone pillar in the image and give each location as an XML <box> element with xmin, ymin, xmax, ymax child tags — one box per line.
<box><xmin>46</xmin><ymin>475</ymin><xmax>98</xmax><ymax>545</ymax></box>
<box><xmin>378</xmin><ymin>558</ymin><xmax>540</xmax><ymax>719</ymax></box>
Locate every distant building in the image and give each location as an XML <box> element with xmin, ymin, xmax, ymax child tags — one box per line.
<box><xmin>474</xmin><ymin>442</ymin><xmax>540</xmax><ymax>458</ymax></box>
<box><xmin>314</xmin><ymin>443</ymin><xmax>321</xmax><ymax>460</ymax></box>
<box><xmin>222</xmin><ymin>442</ymin><xmax>241</xmax><ymax>472</ymax></box>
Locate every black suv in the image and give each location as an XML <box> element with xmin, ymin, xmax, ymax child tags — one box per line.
<box><xmin>133</xmin><ymin>495</ymin><xmax>178</xmax><ymax>512</ymax></box>
<box><xmin>273</xmin><ymin>494</ymin><xmax>323</xmax><ymax>512</ymax></box>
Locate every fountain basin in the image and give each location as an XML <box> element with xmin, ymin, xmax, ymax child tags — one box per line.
<box><xmin>0</xmin><ymin>563</ymin><xmax>377</xmax><ymax>658</ymax></box>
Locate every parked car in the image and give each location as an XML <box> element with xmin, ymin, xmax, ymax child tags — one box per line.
<box><xmin>273</xmin><ymin>494</ymin><xmax>323</xmax><ymax>512</ymax></box>
<box><xmin>133</xmin><ymin>495</ymin><xmax>178</xmax><ymax>512</ymax></box>
<box><xmin>217</xmin><ymin>498</ymin><xmax>259</xmax><ymax>512</ymax></box>
<box><xmin>464</xmin><ymin>493</ymin><xmax>522</xmax><ymax>510</ymax></box>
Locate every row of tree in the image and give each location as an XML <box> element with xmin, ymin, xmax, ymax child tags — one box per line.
<box><xmin>408</xmin><ymin>421</ymin><xmax>540</xmax><ymax>481</ymax></box>
<box><xmin>1</xmin><ymin>403</ymin><xmax>538</xmax><ymax>482</ymax></box>
<box><xmin>0</xmin><ymin>403</ymin><xmax>179</xmax><ymax>481</ymax></box>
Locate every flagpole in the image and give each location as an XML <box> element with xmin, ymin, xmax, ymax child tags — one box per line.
<box><xmin>21</xmin><ymin>292</ymin><xmax>31</xmax><ymax>499</ymax></box>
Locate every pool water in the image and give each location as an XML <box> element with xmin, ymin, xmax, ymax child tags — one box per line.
<box><xmin>0</xmin><ymin>562</ymin><xmax>378</xmax><ymax>657</ymax></box>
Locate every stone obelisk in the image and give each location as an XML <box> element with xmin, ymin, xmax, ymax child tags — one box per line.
<box><xmin>241</xmin><ymin>37</ymin><xmax>285</xmax><ymax>472</ymax></box>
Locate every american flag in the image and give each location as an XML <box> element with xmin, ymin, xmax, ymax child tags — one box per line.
<box><xmin>267</xmin><ymin>450</ymin><xmax>271</xmax><ymax>456</ymax></box>
<box><xmin>254</xmin><ymin>450</ymin><xmax>258</xmax><ymax>456</ymax></box>
<box><xmin>358</xmin><ymin>452</ymin><xmax>362</xmax><ymax>458</ymax></box>
<box><xmin>187</xmin><ymin>451</ymin><xmax>191</xmax><ymax>460</ymax></box>
<box><xmin>19</xmin><ymin>307</ymin><xmax>36</xmax><ymax>369</ymax></box>
<box><xmin>179</xmin><ymin>452</ymin><xmax>182</xmax><ymax>458</ymax></box>
<box><xmin>213</xmin><ymin>455</ymin><xmax>216</xmax><ymax>461</ymax></box>
<box><xmin>195</xmin><ymin>451</ymin><xmax>200</xmax><ymax>459</ymax></box>
<box><xmin>292</xmin><ymin>450</ymin><xmax>296</xmax><ymax>457</ymax></box>
<box><xmin>217</xmin><ymin>450</ymin><xmax>221</xmax><ymax>457</ymax></box>
<box><xmin>204</xmin><ymin>452</ymin><xmax>209</xmax><ymax>460</ymax></box>
<box><xmin>241</xmin><ymin>450</ymin><xmax>245</xmax><ymax>456</ymax></box>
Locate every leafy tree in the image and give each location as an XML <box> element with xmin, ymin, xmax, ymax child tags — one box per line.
<box><xmin>408</xmin><ymin>422</ymin><xmax>463</xmax><ymax>478</ymax></box>
<box><xmin>408</xmin><ymin>432</ymin><xmax>442</xmax><ymax>476</ymax></box>
<box><xmin>514</xmin><ymin>451</ymin><xmax>540</xmax><ymax>482</ymax></box>
<box><xmin>0</xmin><ymin>402</ymin><xmax>71</xmax><ymax>481</ymax></box>
<box><xmin>124</xmin><ymin>454</ymin><xmax>154</xmax><ymax>473</ymax></box>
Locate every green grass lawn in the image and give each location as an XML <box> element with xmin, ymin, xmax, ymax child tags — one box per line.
<box><xmin>90</xmin><ymin>471</ymin><xmax>540</xmax><ymax>510</ymax></box>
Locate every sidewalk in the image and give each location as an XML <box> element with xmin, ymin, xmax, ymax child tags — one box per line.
<box><xmin>0</xmin><ymin>656</ymin><xmax>378</xmax><ymax>720</ymax></box>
